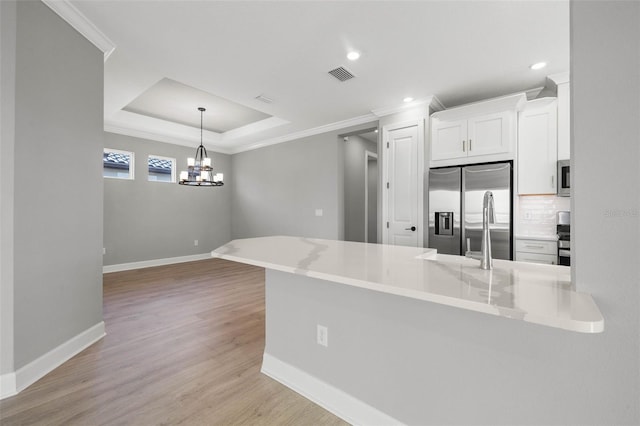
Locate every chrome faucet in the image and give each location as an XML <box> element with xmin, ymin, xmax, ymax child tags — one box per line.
<box><xmin>465</xmin><ymin>191</ymin><xmax>496</xmax><ymax>270</ymax></box>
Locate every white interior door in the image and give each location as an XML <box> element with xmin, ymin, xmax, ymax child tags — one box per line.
<box><xmin>386</xmin><ymin>125</ymin><xmax>419</xmax><ymax>246</ymax></box>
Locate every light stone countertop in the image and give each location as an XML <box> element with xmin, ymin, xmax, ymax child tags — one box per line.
<box><xmin>211</xmin><ymin>236</ymin><xmax>603</xmax><ymax>333</ymax></box>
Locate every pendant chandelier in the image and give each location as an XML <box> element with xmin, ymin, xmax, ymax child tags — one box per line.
<box><xmin>179</xmin><ymin>107</ymin><xmax>224</xmax><ymax>186</ymax></box>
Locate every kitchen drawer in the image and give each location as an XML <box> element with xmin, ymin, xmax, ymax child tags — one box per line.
<box><xmin>515</xmin><ymin>252</ymin><xmax>557</xmax><ymax>265</ymax></box>
<box><xmin>515</xmin><ymin>239</ymin><xmax>557</xmax><ymax>255</ymax></box>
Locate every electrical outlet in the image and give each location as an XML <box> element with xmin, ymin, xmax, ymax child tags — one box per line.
<box><xmin>315</xmin><ymin>209</ymin><xmax>323</xmax><ymax>217</ymax></box>
<box><xmin>317</xmin><ymin>325</ymin><xmax>328</xmax><ymax>347</ymax></box>
<box><xmin>103</xmin><ymin>248</ymin><xmax>106</xmax><ymax>255</ymax></box>
<box><xmin>194</xmin><ymin>240</ymin><xmax>199</xmax><ymax>246</ymax></box>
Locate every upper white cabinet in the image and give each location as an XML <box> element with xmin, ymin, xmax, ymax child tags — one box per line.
<box><xmin>518</xmin><ymin>98</ymin><xmax>558</xmax><ymax>195</ymax></box>
<box><xmin>430</xmin><ymin>94</ymin><xmax>525</xmax><ymax>167</ymax></box>
<box><xmin>555</xmin><ymin>80</ymin><xmax>570</xmax><ymax>160</ymax></box>
<box><xmin>431</xmin><ymin>119</ymin><xmax>468</xmax><ymax>161</ymax></box>
<box><xmin>467</xmin><ymin>111</ymin><xmax>512</xmax><ymax>156</ymax></box>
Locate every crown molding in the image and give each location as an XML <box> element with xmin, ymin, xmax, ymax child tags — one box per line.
<box><xmin>104</xmin><ymin>122</ymin><xmax>233</xmax><ymax>155</ymax></box>
<box><xmin>42</xmin><ymin>0</ymin><xmax>116</xmax><ymax>62</ymax></box>
<box><xmin>229</xmin><ymin>113</ymin><xmax>379</xmax><ymax>154</ymax></box>
<box><xmin>547</xmin><ymin>71</ymin><xmax>570</xmax><ymax>86</ymax></box>
<box><xmin>106</xmin><ymin>112</ymin><xmax>378</xmax><ymax>155</ymax></box>
<box><xmin>431</xmin><ymin>92</ymin><xmax>527</xmax><ymax>120</ymax></box>
<box><xmin>525</xmin><ymin>86</ymin><xmax>545</xmax><ymax>100</ymax></box>
<box><xmin>371</xmin><ymin>95</ymin><xmax>443</xmax><ymax>117</ymax></box>
<box><xmin>429</xmin><ymin>95</ymin><xmax>446</xmax><ymax>112</ymax></box>
<box><xmin>220</xmin><ymin>116</ymin><xmax>290</xmax><ymax>142</ymax></box>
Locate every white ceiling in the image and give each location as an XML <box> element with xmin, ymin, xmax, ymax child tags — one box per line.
<box><xmin>70</xmin><ymin>0</ymin><xmax>570</xmax><ymax>154</ymax></box>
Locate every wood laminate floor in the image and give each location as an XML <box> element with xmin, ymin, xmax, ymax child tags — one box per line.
<box><xmin>0</xmin><ymin>259</ymin><xmax>348</xmax><ymax>426</ymax></box>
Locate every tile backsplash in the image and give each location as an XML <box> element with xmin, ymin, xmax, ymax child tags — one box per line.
<box><xmin>516</xmin><ymin>195</ymin><xmax>570</xmax><ymax>237</ymax></box>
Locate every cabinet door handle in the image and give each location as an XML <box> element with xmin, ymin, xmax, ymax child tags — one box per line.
<box><xmin>551</xmin><ymin>175</ymin><xmax>555</xmax><ymax>187</ymax></box>
<box><xmin>462</xmin><ymin>140</ymin><xmax>466</xmax><ymax>152</ymax></box>
<box><xmin>469</xmin><ymin>139</ymin><xmax>472</xmax><ymax>151</ymax></box>
<box><xmin>524</xmin><ymin>244</ymin><xmax>545</xmax><ymax>249</ymax></box>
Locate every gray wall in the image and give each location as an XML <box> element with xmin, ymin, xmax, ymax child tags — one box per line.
<box><xmin>231</xmin><ymin>122</ymin><xmax>377</xmax><ymax>241</ymax></box>
<box><xmin>11</xmin><ymin>1</ymin><xmax>104</xmax><ymax>369</ymax></box>
<box><xmin>103</xmin><ymin>132</ymin><xmax>231</xmax><ymax>265</ymax></box>
<box><xmin>572</xmin><ymin>0</ymin><xmax>639</xmax><ymax>419</ymax></box>
<box><xmin>343</xmin><ymin>135</ymin><xmax>377</xmax><ymax>243</ymax></box>
<box><xmin>0</xmin><ymin>0</ymin><xmax>17</xmax><ymax>376</ymax></box>
<box><xmin>264</xmin><ymin>2</ymin><xmax>640</xmax><ymax>424</ymax></box>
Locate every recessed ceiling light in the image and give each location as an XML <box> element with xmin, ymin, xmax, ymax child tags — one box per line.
<box><xmin>530</xmin><ymin>62</ymin><xmax>547</xmax><ymax>70</ymax></box>
<box><xmin>403</xmin><ymin>97</ymin><xmax>414</xmax><ymax>103</ymax></box>
<box><xmin>347</xmin><ymin>51</ymin><xmax>361</xmax><ymax>61</ymax></box>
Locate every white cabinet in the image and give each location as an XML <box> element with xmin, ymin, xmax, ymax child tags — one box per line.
<box><xmin>431</xmin><ymin>119</ymin><xmax>467</xmax><ymax>161</ymax></box>
<box><xmin>467</xmin><ymin>111</ymin><xmax>512</xmax><ymax>156</ymax></box>
<box><xmin>430</xmin><ymin>94</ymin><xmax>525</xmax><ymax>167</ymax></box>
<box><xmin>431</xmin><ymin>112</ymin><xmax>511</xmax><ymax>161</ymax></box>
<box><xmin>517</xmin><ymin>98</ymin><xmax>558</xmax><ymax>195</ymax></box>
<box><xmin>515</xmin><ymin>238</ymin><xmax>557</xmax><ymax>265</ymax></box>
<box><xmin>556</xmin><ymin>82</ymin><xmax>570</xmax><ymax>160</ymax></box>
<box><xmin>549</xmin><ymin>72</ymin><xmax>570</xmax><ymax>161</ymax></box>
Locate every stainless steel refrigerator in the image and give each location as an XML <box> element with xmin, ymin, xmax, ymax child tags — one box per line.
<box><xmin>427</xmin><ymin>162</ymin><xmax>512</xmax><ymax>260</ymax></box>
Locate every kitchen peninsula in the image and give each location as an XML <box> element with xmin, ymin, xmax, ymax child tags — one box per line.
<box><xmin>211</xmin><ymin>236</ymin><xmax>604</xmax><ymax>425</ymax></box>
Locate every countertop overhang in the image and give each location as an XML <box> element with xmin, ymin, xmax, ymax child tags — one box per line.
<box><xmin>211</xmin><ymin>236</ymin><xmax>604</xmax><ymax>333</ymax></box>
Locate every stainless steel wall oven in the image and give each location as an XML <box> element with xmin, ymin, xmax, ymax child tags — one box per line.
<box><xmin>557</xmin><ymin>160</ymin><xmax>570</xmax><ymax>197</ymax></box>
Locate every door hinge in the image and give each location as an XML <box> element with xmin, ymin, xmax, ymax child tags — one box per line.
<box><xmin>386</xmin><ymin>221</ymin><xmax>389</xmax><ymax>229</ymax></box>
<box><xmin>386</xmin><ymin>182</ymin><xmax>389</xmax><ymax>189</ymax></box>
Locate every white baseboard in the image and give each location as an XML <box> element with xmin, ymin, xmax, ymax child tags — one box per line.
<box><xmin>103</xmin><ymin>253</ymin><xmax>211</xmax><ymax>273</ymax></box>
<box><xmin>261</xmin><ymin>353</ymin><xmax>403</xmax><ymax>426</ymax></box>
<box><xmin>0</xmin><ymin>322</ymin><xmax>105</xmax><ymax>400</ymax></box>
<box><xmin>0</xmin><ymin>372</ymin><xmax>17</xmax><ymax>400</ymax></box>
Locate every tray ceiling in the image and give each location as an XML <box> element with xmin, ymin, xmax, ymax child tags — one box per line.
<box><xmin>123</xmin><ymin>78</ymin><xmax>272</xmax><ymax>134</ymax></box>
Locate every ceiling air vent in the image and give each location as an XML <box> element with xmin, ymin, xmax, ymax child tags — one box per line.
<box><xmin>328</xmin><ymin>66</ymin><xmax>356</xmax><ymax>82</ymax></box>
<box><xmin>255</xmin><ymin>94</ymin><xmax>273</xmax><ymax>104</ymax></box>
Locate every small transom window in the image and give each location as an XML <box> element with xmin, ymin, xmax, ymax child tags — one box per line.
<box><xmin>103</xmin><ymin>148</ymin><xmax>134</xmax><ymax>180</ymax></box>
<box><xmin>148</xmin><ymin>155</ymin><xmax>175</xmax><ymax>183</ymax></box>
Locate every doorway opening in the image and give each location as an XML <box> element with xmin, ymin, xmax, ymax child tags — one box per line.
<box><xmin>342</xmin><ymin>128</ymin><xmax>379</xmax><ymax>243</ymax></box>
<box><xmin>364</xmin><ymin>151</ymin><xmax>378</xmax><ymax>243</ymax></box>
